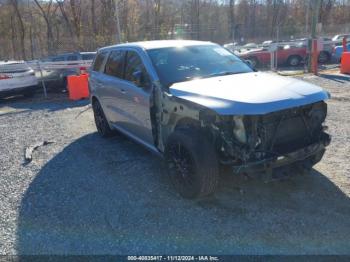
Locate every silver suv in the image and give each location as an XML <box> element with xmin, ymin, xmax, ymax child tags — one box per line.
<box><xmin>89</xmin><ymin>40</ymin><xmax>331</xmax><ymax>199</ymax></box>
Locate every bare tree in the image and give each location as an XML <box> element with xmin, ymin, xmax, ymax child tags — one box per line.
<box><xmin>69</xmin><ymin>0</ymin><xmax>82</xmax><ymax>46</ymax></box>
<box><xmin>91</xmin><ymin>0</ymin><xmax>97</xmax><ymax>36</ymax></box>
<box><xmin>228</xmin><ymin>0</ymin><xmax>235</xmax><ymax>41</ymax></box>
<box><xmin>154</xmin><ymin>0</ymin><xmax>161</xmax><ymax>39</ymax></box>
<box><xmin>57</xmin><ymin>0</ymin><xmax>75</xmax><ymax>40</ymax></box>
<box><xmin>33</xmin><ymin>0</ymin><xmax>58</xmax><ymax>55</ymax></box>
<box><xmin>10</xmin><ymin>0</ymin><xmax>26</xmax><ymax>60</ymax></box>
<box><xmin>1</xmin><ymin>0</ymin><xmax>350</xmax><ymax>60</ymax></box>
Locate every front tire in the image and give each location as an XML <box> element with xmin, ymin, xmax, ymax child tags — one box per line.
<box><xmin>165</xmin><ymin>129</ymin><xmax>219</xmax><ymax>199</ymax></box>
<box><xmin>92</xmin><ymin>99</ymin><xmax>114</xmax><ymax>138</ymax></box>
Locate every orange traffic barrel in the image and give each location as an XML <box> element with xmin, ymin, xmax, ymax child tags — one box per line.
<box><xmin>67</xmin><ymin>74</ymin><xmax>90</xmax><ymax>100</ymax></box>
<box><xmin>341</xmin><ymin>52</ymin><xmax>350</xmax><ymax>74</ymax></box>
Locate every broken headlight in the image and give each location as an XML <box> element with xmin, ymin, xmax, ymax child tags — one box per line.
<box><xmin>233</xmin><ymin>116</ymin><xmax>247</xmax><ymax>144</ymax></box>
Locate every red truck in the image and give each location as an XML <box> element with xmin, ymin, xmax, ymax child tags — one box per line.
<box><xmin>237</xmin><ymin>45</ymin><xmax>307</xmax><ymax>68</ymax></box>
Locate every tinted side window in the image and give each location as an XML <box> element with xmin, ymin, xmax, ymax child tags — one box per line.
<box><xmin>92</xmin><ymin>52</ymin><xmax>107</xmax><ymax>72</ymax></box>
<box><xmin>104</xmin><ymin>50</ymin><xmax>125</xmax><ymax>78</ymax></box>
<box><xmin>82</xmin><ymin>54</ymin><xmax>95</xmax><ymax>60</ymax></box>
<box><xmin>67</xmin><ymin>55</ymin><xmax>78</xmax><ymax>61</ymax></box>
<box><xmin>52</xmin><ymin>56</ymin><xmax>65</xmax><ymax>62</ymax></box>
<box><xmin>125</xmin><ymin>51</ymin><xmax>150</xmax><ymax>87</ymax></box>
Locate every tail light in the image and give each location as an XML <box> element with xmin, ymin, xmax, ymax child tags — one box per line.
<box><xmin>0</xmin><ymin>74</ymin><xmax>10</xmax><ymax>80</ymax></box>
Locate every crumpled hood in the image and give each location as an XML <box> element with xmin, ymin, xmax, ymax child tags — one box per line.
<box><xmin>169</xmin><ymin>72</ymin><xmax>329</xmax><ymax>115</ymax></box>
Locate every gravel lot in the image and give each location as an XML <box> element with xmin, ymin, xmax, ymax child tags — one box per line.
<box><xmin>0</xmin><ymin>71</ymin><xmax>349</xmax><ymax>255</ymax></box>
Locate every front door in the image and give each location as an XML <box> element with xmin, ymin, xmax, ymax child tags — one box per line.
<box><xmin>117</xmin><ymin>50</ymin><xmax>154</xmax><ymax>146</ymax></box>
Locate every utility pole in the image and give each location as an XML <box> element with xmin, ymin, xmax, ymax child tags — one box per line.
<box><xmin>311</xmin><ymin>0</ymin><xmax>321</xmax><ymax>39</ymax></box>
<box><xmin>308</xmin><ymin>0</ymin><xmax>321</xmax><ymax>73</ymax></box>
<box><xmin>114</xmin><ymin>0</ymin><xmax>122</xmax><ymax>43</ymax></box>
<box><xmin>305</xmin><ymin>0</ymin><xmax>310</xmax><ymax>34</ymax></box>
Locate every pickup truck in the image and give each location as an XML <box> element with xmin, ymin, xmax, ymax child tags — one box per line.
<box><xmin>237</xmin><ymin>45</ymin><xmax>307</xmax><ymax>67</ymax></box>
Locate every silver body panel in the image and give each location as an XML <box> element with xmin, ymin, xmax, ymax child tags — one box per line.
<box><xmin>90</xmin><ymin>46</ymin><xmax>156</xmax><ymax>147</ymax></box>
<box><xmin>90</xmin><ymin>40</ymin><xmax>329</xmax><ymax>150</ymax></box>
<box><xmin>169</xmin><ymin>72</ymin><xmax>329</xmax><ymax>115</ymax></box>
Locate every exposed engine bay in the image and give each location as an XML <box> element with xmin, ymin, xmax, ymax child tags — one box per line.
<box><xmin>204</xmin><ymin>101</ymin><xmax>331</xmax><ymax>171</ymax></box>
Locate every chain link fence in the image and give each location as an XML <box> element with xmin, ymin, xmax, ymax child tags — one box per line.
<box><xmin>1</xmin><ymin>21</ymin><xmax>349</xmax><ymax>99</ymax></box>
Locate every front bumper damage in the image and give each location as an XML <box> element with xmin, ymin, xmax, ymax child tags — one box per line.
<box><xmin>231</xmin><ymin>132</ymin><xmax>331</xmax><ymax>174</ymax></box>
<box><xmin>209</xmin><ymin>101</ymin><xmax>331</xmax><ymax>174</ymax></box>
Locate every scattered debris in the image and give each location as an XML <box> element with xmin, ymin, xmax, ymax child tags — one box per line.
<box><xmin>24</xmin><ymin>141</ymin><xmax>55</xmax><ymax>164</ymax></box>
<box><xmin>74</xmin><ymin>105</ymin><xmax>91</xmax><ymax>119</ymax></box>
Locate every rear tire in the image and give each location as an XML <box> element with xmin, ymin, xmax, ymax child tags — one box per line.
<box><xmin>92</xmin><ymin>99</ymin><xmax>115</xmax><ymax>138</ymax></box>
<box><xmin>318</xmin><ymin>51</ymin><xmax>330</xmax><ymax>63</ymax></box>
<box><xmin>164</xmin><ymin>129</ymin><xmax>219</xmax><ymax>199</ymax></box>
<box><xmin>247</xmin><ymin>57</ymin><xmax>259</xmax><ymax>68</ymax></box>
<box><xmin>23</xmin><ymin>89</ymin><xmax>35</xmax><ymax>98</ymax></box>
<box><xmin>287</xmin><ymin>55</ymin><xmax>301</xmax><ymax>66</ymax></box>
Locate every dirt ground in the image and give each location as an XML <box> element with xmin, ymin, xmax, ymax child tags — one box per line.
<box><xmin>0</xmin><ymin>71</ymin><xmax>349</xmax><ymax>255</ymax></box>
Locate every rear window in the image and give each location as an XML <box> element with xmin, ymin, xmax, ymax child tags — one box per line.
<box><xmin>93</xmin><ymin>52</ymin><xmax>107</xmax><ymax>72</ymax></box>
<box><xmin>104</xmin><ymin>50</ymin><xmax>125</xmax><ymax>78</ymax></box>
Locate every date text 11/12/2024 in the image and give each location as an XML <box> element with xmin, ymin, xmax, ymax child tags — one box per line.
<box><xmin>127</xmin><ymin>256</ymin><xmax>219</xmax><ymax>261</ymax></box>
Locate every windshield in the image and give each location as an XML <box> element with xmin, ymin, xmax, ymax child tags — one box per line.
<box><xmin>147</xmin><ymin>45</ymin><xmax>253</xmax><ymax>87</ymax></box>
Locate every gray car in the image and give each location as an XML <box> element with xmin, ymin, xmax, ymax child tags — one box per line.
<box><xmin>39</xmin><ymin>52</ymin><xmax>95</xmax><ymax>90</ymax></box>
<box><xmin>89</xmin><ymin>40</ymin><xmax>330</xmax><ymax>199</ymax></box>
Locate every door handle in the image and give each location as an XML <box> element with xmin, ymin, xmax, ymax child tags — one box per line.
<box><xmin>120</xmin><ymin>89</ymin><xmax>126</xmax><ymax>94</ymax></box>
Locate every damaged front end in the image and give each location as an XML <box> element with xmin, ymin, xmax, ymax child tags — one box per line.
<box><xmin>206</xmin><ymin>101</ymin><xmax>331</xmax><ymax>173</ymax></box>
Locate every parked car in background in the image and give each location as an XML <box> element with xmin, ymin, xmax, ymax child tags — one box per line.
<box><xmin>38</xmin><ymin>51</ymin><xmax>96</xmax><ymax>91</ymax></box>
<box><xmin>0</xmin><ymin>61</ymin><xmax>38</xmax><ymax>99</ymax></box>
<box><xmin>332</xmin><ymin>34</ymin><xmax>350</xmax><ymax>43</ymax></box>
<box><xmin>332</xmin><ymin>43</ymin><xmax>350</xmax><ymax>62</ymax></box>
<box><xmin>241</xmin><ymin>43</ymin><xmax>259</xmax><ymax>51</ymax></box>
<box><xmin>262</xmin><ymin>40</ymin><xmax>276</xmax><ymax>47</ymax></box>
<box><xmin>288</xmin><ymin>38</ymin><xmax>333</xmax><ymax>63</ymax></box>
<box><xmin>89</xmin><ymin>40</ymin><xmax>330</xmax><ymax>198</ymax></box>
<box><xmin>318</xmin><ymin>38</ymin><xmax>334</xmax><ymax>63</ymax></box>
<box><xmin>238</xmin><ymin>44</ymin><xmax>307</xmax><ymax>67</ymax></box>
<box><xmin>223</xmin><ymin>42</ymin><xmax>240</xmax><ymax>52</ymax></box>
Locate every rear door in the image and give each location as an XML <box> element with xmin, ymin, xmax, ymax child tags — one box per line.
<box><xmin>277</xmin><ymin>46</ymin><xmax>288</xmax><ymax>64</ymax></box>
<box><xmin>99</xmin><ymin>49</ymin><xmax>127</xmax><ymax>123</ymax></box>
<box><xmin>90</xmin><ymin>50</ymin><xmax>109</xmax><ymax>111</ymax></box>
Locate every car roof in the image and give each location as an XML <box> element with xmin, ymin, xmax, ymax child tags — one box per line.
<box><xmin>0</xmin><ymin>60</ymin><xmax>30</xmax><ymax>72</ymax></box>
<box><xmin>99</xmin><ymin>40</ymin><xmax>216</xmax><ymax>51</ymax></box>
<box><xmin>333</xmin><ymin>34</ymin><xmax>350</xmax><ymax>40</ymax></box>
<box><xmin>46</xmin><ymin>51</ymin><xmax>95</xmax><ymax>58</ymax></box>
<box><xmin>0</xmin><ymin>60</ymin><xmax>26</xmax><ymax>65</ymax></box>
<box><xmin>80</xmin><ymin>52</ymin><xmax>96</xmax><ymax>55</ymax></box>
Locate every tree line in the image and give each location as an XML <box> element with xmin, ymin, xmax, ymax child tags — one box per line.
<box><xmin>0</xmin><ymin>0</ymin><xmax>349</xmax><ymax>60</ymax></box>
